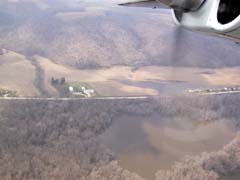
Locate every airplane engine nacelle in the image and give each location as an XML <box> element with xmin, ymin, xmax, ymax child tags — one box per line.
<box><xmin>173</xmin><ymin>0</ymin><xmax>240</xmax><ymax>39</ymax></box>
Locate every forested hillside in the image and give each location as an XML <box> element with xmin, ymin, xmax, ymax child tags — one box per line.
<box><xmin>0</xmin><ymin>0</ymin><xmax>239</xmax><ymax>69</ymax></box>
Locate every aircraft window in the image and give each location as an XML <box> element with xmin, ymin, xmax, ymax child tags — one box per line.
<box><xmin>217</xmin><ymin>0</ymin><xmax>240</xmax><ymax>24</ymax></box>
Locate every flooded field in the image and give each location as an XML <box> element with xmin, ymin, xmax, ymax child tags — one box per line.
<box><xmin>101</xmin><ymin>113</ymin><xmax>236</xmax><ymax>179</ymax></box>
<box><xmin>118</xmin><ymin>79</ymin><xmax>208</xmax><ymax>95</ymax></box>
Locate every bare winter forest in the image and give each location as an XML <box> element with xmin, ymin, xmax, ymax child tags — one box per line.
<box><xmin>1</xmin><ymin>94</ymin><xmax>240</xmax><ymax>180</ymax></box>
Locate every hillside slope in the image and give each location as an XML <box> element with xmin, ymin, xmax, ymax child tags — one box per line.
<box><xmin>0</xmin><ymin>0</ymin><xmax>239</xmax><ymax>69</ymax></box>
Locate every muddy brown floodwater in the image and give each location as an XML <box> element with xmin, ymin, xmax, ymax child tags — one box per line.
<box><xmin>100</xmin><ymin>113</ymin><xmax>236</xmax><ymax>180</ymax></box>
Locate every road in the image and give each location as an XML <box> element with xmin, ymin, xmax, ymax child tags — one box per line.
<box><xmin>201</xmin><ymin>90</ymin><xmax>240</xmax><ymax>95</ymax></box>
<box><xmin>0</xmin><ymin>96</ymin><xmax>151</xmax><ymax>101</ymax></box>
<box><xmin>0</xmin><ymin>90</ymin><xmax>240</xmax><ymax>101</ymax></box>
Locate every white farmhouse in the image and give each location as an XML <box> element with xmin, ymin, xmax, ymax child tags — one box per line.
<box><xmin>81</xmin><ymin>86</ymin><xmax>95</xmax><ymax>97</ymax></box>
<box><xmin>69</xmin><ymin>86</ymin><xmax>74</xmax><ymax>93</ymax></box>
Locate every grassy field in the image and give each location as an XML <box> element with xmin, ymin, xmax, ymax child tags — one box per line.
<box><xmin>68</xmin><ymin>82</ymin><xmax>91</xmax><ymax>92</ymax></box>
<box><xmin>0</xmin><ymin>51</ymin><xmax>38</xmax><ymax>96</ymax></box>
<box><xmin>37</xmin><ymin>55</ymin><xmax>240</xmax><ymax>97</ymax></box>
<box><xmin>1</xmin><ymin>52</ymin><xmax>240</xmax><ymax>98</ymax></box>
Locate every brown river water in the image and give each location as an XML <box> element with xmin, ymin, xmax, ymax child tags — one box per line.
<box><xmin>100</xmin><ymin>113</ymin><xmax>236</xmax><ymax>179</ymax></box>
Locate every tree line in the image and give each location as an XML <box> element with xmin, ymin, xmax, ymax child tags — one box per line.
<box><xmin>0</xmin><ymin>94</ymin><xmax>240</xmax><ymax>179</ymax></box>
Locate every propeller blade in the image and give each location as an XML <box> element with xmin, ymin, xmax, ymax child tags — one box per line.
<box><xmin>119</xmin><ymin>0</ymin><xmax>169</xmax><ymax>9</ymax></box>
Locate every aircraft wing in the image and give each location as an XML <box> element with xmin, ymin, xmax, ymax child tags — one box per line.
<box><xmin>119</xmin><ymin>0</ymin><xmax>168</xmax><ymax>9</ymax></box>
<box><xmin>119</xmin><ymin>0</ymin><xmax>240</xmax><ymax>42</ymax></box>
